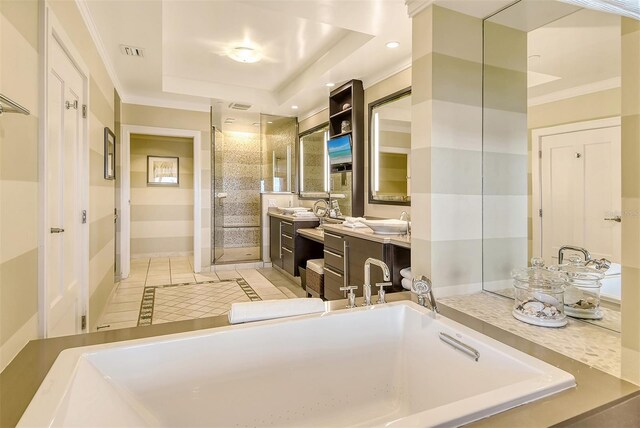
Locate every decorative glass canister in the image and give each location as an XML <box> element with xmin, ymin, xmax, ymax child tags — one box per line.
<box><xmin>549</xmin><ymin>255</ymin><xmax>606</xmax><ymax>320</ymax></box>
<box><xmin>511</xmin><ymin>257</ymin><xmax>568</xmax><ymax>328</ymax></box>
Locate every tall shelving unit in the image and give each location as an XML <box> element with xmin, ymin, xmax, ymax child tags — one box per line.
<box><xmin>328</xmin><ymin>79</ymin><xmax>364</xmax><ymax>217</ymax></box>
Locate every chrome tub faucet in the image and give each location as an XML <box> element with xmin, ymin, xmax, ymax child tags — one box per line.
<box><xmin>363</xmin><ymin>258</ymin><xmax>390</xmax><ymax>306</ymax></box>
<box><xmin>412</xmin><ymin>275</ymin><xmax>439</xmax><ymax>314</ymax></box>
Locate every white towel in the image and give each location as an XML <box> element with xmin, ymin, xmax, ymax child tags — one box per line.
<box><xmin>605</xmin><ymin>262</ymin><xmax>621</xmax><ymax>276</ymax></box>
<box><xmin>294</xmin><ymin>211</ymin><xmax>316</xmax><ymax>218</ymax></box>
<box><xmin>343</xmin><ymin>216</ymin><xmax>368</xmax><ymax>228</ymax></box>
<box><xmin>400</xmin><ymin>267</ymin><xmax>412</xmax><ymax>279</ymax></box>
<box><xmin>401</xmin><ymin>278</ymin><xmax>412</xmax><ymax>290</ymax></box>
<box><xmin>228</xmin><ymin>298</ymin><xmax>326</xmax><ymax>324</ymax></box>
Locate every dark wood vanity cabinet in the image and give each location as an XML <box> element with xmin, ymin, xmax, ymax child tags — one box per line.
<box><xmin>323</xmin><ymin>230</ymin><xmax>405</xmax><ymax>301</ymax></box>
<box><xmin>269</xmin><ymin>216</ymin><xmax>322</xmax><ymax>277</ymax></box>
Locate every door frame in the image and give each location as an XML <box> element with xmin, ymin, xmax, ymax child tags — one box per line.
<box><xmin>120</xmin><ymin>125</ymin><xmax>202</xmax><ymax>277</ymax></box>
<box><xmin>38</xmin><ymin>3</ymin><xmax>91</xmax><ymax>336</ymax></box>
<box><xmin>531</xmin><ymin>116</ymin><xmax>621</xmax><ymax>258</ymax></box>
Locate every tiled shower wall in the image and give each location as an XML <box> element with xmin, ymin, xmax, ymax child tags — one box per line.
<box><xmin>219</xmin><ymin>131</ymin><xmax>261</xmax><ymax>249</ymax></box>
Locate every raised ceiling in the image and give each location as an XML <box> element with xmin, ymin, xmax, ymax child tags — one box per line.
<box><xmin>82</xmin><ymin>0</ymin><xmax>413</xmax><ymax>121</ymax></box>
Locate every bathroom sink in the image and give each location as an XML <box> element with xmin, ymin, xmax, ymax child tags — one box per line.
<box><xmin>360</xmin><ymin>219</ymin><xmax>409</xmax><ymax>235</ymax></box>
<box><xmin>18</xmin><ymin>301</ymin><xmax>575</xmax><ymax>427</ymax></box>
<box><xmin>278</xmin><ymin>207</ymin><xmax>311</xmax><ymax>215</ymax></box>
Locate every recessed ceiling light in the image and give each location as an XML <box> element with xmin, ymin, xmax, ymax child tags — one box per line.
<box><xmin>253</xmin><ymin>122</ymin><xmax>260</xmax><ymax>126</ymax></box>
<box><xmin>229</xmin><ymin>46</ymin><xmax>261</xmax><ymax>63</ymax></box>
<box><xmin>386</xmin><ymin>41</ymin><xmax>400</xmax><ymax>49</ymax></box>
<box><xmin>267</xmin><ymin>121</ymin><xmax>273</xmax><ymax>124</ymax></box>
<box><xmin>326</xmin><ymin>82</ymin><xmax>335</xmax><ymax>87</ymax></box>
<box><xmin>291</xmin><ymin>105</ymin><xmax>299</xmax><ymax>110</ymax></box>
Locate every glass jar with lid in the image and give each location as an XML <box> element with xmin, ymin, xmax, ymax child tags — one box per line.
<box><xmin>511</xmin><ymin>257</ymin><xmax>568</xmax><ymax>327</ymax></box>
<box><xmin>548</xmin><ymin>255</ymin><xmax>606</xmax><ymax>320</ymax></box>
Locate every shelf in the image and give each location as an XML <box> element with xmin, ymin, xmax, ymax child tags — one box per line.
<box><xmin>329</xmin><ymin>107</ymin><xmax>352</xmax><ymax>120</ymax></box>
<box><xmin>329</xmin><ymin>130</ymin><xmax>352</xmax><ymax>139</ymax></box>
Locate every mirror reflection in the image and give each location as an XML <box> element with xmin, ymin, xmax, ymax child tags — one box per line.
<box><xmin>299</xmin><ymin>124</ymin><xmax>330</xmax><ymax>198</ymax></box>
<box><xmin>483</xmin><ymin>1</ymin><xmax>622</xmax><ymax>332</ymax></box>
<box><xmin>369</xmin><ymin>89</ymin><xmax>411</xmax><ymax>204</ymax></box>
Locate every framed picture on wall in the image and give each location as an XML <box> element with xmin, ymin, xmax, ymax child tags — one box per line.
<box><xmin>104</xmin><ymin>127</ymin><xmax>116</xmax><ymax>180</ymax></box>
<box><xmin>147</xmin><ymin>155</ymin><xmax>179</xmax><ymax>186</ymax></box>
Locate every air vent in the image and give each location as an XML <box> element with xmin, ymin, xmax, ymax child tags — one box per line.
<box><xmin>228</xmin><ymin>102</ymin><xmax>252</xmax><ymax>111</ymax></box>
<box><xmin>120</xmin><ymin>45</ymin><xmax>144</xmax><ymax>57</ymax></box>
<box><xmin>224</xmin><ymin>117</ymin><xmax>236</xmax><ymax>124</ymax></box>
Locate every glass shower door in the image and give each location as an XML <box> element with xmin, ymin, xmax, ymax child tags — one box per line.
<box><xmin>212</xmin><ymin>127</ymin><xmax>225</xmax><ymax>263</ymax></box>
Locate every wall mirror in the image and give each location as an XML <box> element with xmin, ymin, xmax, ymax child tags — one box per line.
<box><xmin>368</xmin><ymin>88</ymin><xmax>411</xmax><ymax>205</ymax></box>
<box><xmin>298</xmin><ymin>123</ymin><xmax>330</xmax><ymax>199</ymax></box>
<box><xmin>482</xmin><ymin>0</ymin><xmax>623</xmax><ymax>332</ymax></box>
<box><xmin>261</xmin><ymin>114</ymin><xmax>297</xmax><ymax>193</ymax></box>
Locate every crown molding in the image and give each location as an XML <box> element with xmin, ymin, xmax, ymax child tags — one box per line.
<box><xmin>74</xmin><ymin>0</ymin><xmax>125</xmax><ymax>98</ymax></box>
<box><xmin>528</xmin><ymin>77</ymin><xmax>621</xmax><ymax>107</ymax></box>
<box><xmin>405</xmin><ymin>0</ymin><xmax>434</xmax><ymax>17</ymax></box>
<box><xmin>122</xmin><ymin>94</ymin><xmax>211</xmax><ymax>113</ymax></box>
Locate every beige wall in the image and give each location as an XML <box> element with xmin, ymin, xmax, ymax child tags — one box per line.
<box><xmin>130</xmin><ymin>135</ymin><xmax>194</xmax><ymax>258</ymax></box>
<box><xmin>0</xmin><ymin>0</ymin><xmax>40</xmax><ymax>371</ymax></box>
<box><xmin>122</xmin><ymin>104</ymin><xmax>211</xmax><ymax>270</ymax></box>
<box><xmin>1</xmin><ymin>0</ymin><xmax>117</xmax><ymax>370</ymax></box>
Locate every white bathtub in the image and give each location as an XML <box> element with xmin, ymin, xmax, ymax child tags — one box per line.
<box><xmin>18</xmin><ymin>301</ymin><xmax>575</xmax><ymax>427</ymax></box>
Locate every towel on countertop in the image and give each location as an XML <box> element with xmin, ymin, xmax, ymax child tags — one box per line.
<box><xmin>343</xmin><ymin>216</ymin><xmax>368</xmax><ymax>228</ymax></box>
<box><xmin>228</xmin><ymin>298</ymin><xmax>326</xmax><ymax>324</ymax></box>
<box><xmin>400</xmin><ymin>267</ymin><xmax>412</xmax><ymax>279</ymax></box>
<box><xmin>401</xmin><ymin>278</ymin><xmax>412</xmax><ymax>290</ymax></box>
<box><xmin>294</xmin><ymin>211</ymin><xmax>317</xmax><ymax>218</ymax></box>
<box><xmin>606</xmin><ymin>262</ymin><xmax>621</xmax><ymax>276</ymax></box>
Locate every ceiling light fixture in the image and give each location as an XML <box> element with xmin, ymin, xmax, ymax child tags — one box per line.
<box><xmin>326</xmin><ymin>83</ymin><xmax>335</xmax><ymax>87</ymax></box>
<box><xmin>291</xmin><ymin>105</ymin><xmax>299</xmax><ymax>110</ymax></box>
<box><xmin>229</xmin><ymin>46</ymin><xmax>261</xmax><ymax>63</ymax></box>
<box><xmin>386</xmin><ymin>41</ymin><xmax>400</xmax><ymax>49</ymax></box>
<box><xmin>253</xmin><ymin>122</ymin><xmax>260</xmax><ymax>126</ymax></box>
<box><xmin>267</xmin><ymin>121</ymin><xmax>273</xmax><ymax>124</ymax></box>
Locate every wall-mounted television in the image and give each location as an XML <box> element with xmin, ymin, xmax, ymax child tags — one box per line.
<box><xmin>327</xmin><ymin>134</ymin><xmax>353</xmax><ymax>172</ymax></box>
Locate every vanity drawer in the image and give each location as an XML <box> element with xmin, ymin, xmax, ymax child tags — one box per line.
<box><xmin>282</xmin><ymin>246</ymin><xmax>294</xmax><ymax>275</ymax></box>
<box><xmin>281</xmin><ymin>221</ymin><xmax>294</xmax><ymax>236</ymax></box>
<box><xmin>323</xmin><ymin>248</ymin><xmax>344</xmax><ymax>273</ymax></box>
<box><xmin>323</xmin><ymin>231</ymin><xmax>344</xmax><ymax>254</ymax></box>
<box><xmin>323</xmin><ymin>265</ymin><xmax>345</xmax><ymax>301</ymax></box>
<box><xmin>281</xmin><ymin>232</ymin><xmax>294</xmax><ymax>250</ymax></box>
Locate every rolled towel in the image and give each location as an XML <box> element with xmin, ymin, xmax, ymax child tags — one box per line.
<box><xmin>400</xmin><ymin>267</ymin><xmax>412</xmax><ymax>279</ymax></box>
<box><xmin>228</xmin><ymin>298</ymin><xmax>326</xmax><ymax>324</ymax></box>
<box><xmin>401</xmin><ymin>277</ymin><xmax>412</xmax><ymax>290</ymax></box>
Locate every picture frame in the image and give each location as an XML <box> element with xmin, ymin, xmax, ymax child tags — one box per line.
<box><xmin>104</xmin><ymin>127</ymin><xmax>116</xmax><ymax>180</ymax></box>
<box><xmin>147</xmin><ymin>155</ymin><xmax>179</xmax><ymax>186</ymax></box>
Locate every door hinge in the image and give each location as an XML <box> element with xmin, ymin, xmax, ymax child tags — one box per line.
<box><xmin>81</xmin><ymin>315</ymin><xmax>87</xmax><ymax>330</ymax></box>
<box><xmin>65</xmin><ymin>100</ymin><xmax>78</xmax><ymax>110</ymax></box>
<box><xmin>539</xmin><ymin>209</ymin><xmax>543</xmax><ymax>217</ymax></box>
<box><xmin>82</xmin><ymin>209</ymin><xmax>87</xmax><ymax>224</ymax></box>
<box><xmin>82</xmin><ymin>104</ymin><xmax>87</xmax><ymax>118</ymax></box>
<box><xmin>538</xmin><ymin>150</ymin><xmax>542</xmax><ymax>159</ymax></box>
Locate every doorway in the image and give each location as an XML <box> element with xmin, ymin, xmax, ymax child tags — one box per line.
<box><xmin>40</xmin><ymin>7</ymin><xmax>90</xmax><ymax>338</ymax></box>
<box><xmin>532</xmin><ymin>118</ymin><xmax>621</xmax><ymax>264</ymax></box>
<box><xmin>120</xmin><ymin>126</ymin><xmax>202</xmax><ymax>278</ymax></box>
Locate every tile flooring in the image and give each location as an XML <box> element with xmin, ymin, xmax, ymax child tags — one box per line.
<box><xmin>98</xmin><ymin>256</ymin><xmax>303</xmax><ymax>331</ymax></box>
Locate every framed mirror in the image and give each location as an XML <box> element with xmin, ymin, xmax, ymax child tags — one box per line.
<box><xmin>368</xmin><ymin>88</ymin><xmax>411</xmax><ymax>205</ymax></box>
<box><xmin>482</xmin><ymin>1</ymin><xmax>623</xmax><ymax>333</ymax></box>
<box><xmin>298</xmin><ymin>123</ymin><xmax>330</xmax><ymax>199</ymax></box>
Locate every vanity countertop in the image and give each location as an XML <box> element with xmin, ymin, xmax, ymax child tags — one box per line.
<box><xmin>1</xmin><ymin>293</ymin><xmax>638</xmax><ymax>427</ymax></box>
<box><xmin>267</xmin><ymin>211</ymin><xmax>320</xmax><ymax>223</ymax></box>
<box><xmin>321</xmin><ymin>223</ymin><xmax>411</xmax><ymax>248</ymax></box>
<box><xmin>297</xmin><ymin>227</ymin><xmax>325</xmax><ymax>243</ymax></box>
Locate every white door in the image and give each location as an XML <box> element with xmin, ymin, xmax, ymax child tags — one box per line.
<box><xmin>541</xmin><ymin>126</ymin><xmax>621</xmax><ymax>264</ymax></box>
<box><xmin>46</xmin><ymin>37</ymin><xmax>85</xmax><ymax>337</ymax></box>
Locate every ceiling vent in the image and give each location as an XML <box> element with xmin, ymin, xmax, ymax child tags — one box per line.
<box><xmin>224</xmin><ymin>117</ymin><xmax>236</xmax><ymax>124</ymax></box>
<box><xmin>228</xmin><ymin>102</ymin><xmax>252</xmax><ymax>111</ymax></box>
<box><xmin>120</xmin><ymin>45</ymin><xmax>144</xmax><ymax>57</ymax></box>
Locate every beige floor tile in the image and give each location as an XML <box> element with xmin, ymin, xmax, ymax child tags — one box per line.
<box><xmin>105</xmin><ymin>301</ymin><xmax>140</xmax><ymax>312</ymax></box>
<box><xmin>101</xmin><ymin>310</ymin><xmax>139</xmax><ymax>323</ymax></box>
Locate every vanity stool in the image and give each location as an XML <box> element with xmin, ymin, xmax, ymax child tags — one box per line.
<box><xmin>306</xmin><ymin>259</ymin><xmax>325</xmax><ymax>299</ymax></box>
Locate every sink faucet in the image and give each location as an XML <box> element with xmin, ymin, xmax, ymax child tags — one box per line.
<box><xmin>558</xmin><ymin>245</ymin><xmax>591</xmax><ymax>265</ymax></box>
<box><xmin>412</xmin><ymin>275</ymin><xmax>439</xmax><ymax>314</ymax></box>
<box><xmin>400</xmin><ymin>211</ymin><xmax>410</xmax><ymax>236</ymax></box>
<box><xmin>363</xmin><ymin>258</ymin><xmax>390</xmax><ymax>306</ymax></box>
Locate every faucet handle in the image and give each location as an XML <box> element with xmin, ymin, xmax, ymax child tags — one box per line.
<box><xmin>339</xmin><ymin>285</ymin><xmax>358</xmax><ymax>308</ymax></box>
<box><xmin>375</xmin><ymin>282</ymin><xmax>392</xmax><ymax>304</ymax></box>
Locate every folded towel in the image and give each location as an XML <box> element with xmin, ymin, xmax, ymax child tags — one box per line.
<box><xmin>400</xmin><ymin>267</ymin><xmax>412</xmax><ymax>279</ymax></box>
<box><xmin>228</xmin><ymin>298</ymin><xmax>326</xmax><ymax>324</ymax></box>
<box><xmin>606</xmin><ymin>262</ymin><xmax>621</xmax><ymax>276</ymax></box>
<box><xmin>343</xmin><ymin>221</ymin><xmax>369</xmax><ymax>228</ymax></box>
<box><xmin>401</xmin><ymin>278</ymin><xmax>412</xmax><ymax>290</ymax></box>
<box><xmin>344</xmin><ymin>216</ymin><xmax>365</xmax><ymax>223</ymax></box>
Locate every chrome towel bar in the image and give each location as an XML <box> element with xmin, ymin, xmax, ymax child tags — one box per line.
<box><xmin>0</xmin><ymin>93</ymin><xmax>30</xmax><ymax>116</ymax></box>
